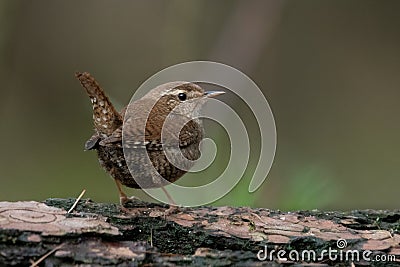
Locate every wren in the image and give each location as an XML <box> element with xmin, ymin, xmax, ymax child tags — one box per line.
<box><xmin>76</xmin><ymin>72</ymin><xmax>224</xmax><ymax>205</ymax></box>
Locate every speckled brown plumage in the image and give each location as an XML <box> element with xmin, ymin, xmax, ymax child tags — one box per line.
<box><xmin>76</xmin><ymin>72</ymin><xmax>224</xmax><ymax>205</ymax></box>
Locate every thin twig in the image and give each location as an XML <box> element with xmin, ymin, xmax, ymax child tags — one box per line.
<box><xmin>150</xmin><ymin>228</ymin><xmax>153</xmax><ymax>247</ymax></box>
<box><xmin>67</xmin><ymin>189</ymin><xmax>86</xmax><ymax>213</ymax></box>
<box><xmin>30</xmin><ymin>244</ymin><xmax>64</xmax><ymax>267</ymax></box>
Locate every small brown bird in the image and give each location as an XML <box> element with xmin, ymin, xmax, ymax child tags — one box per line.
<box><xmin>76</xmin><ymin>72</ymin><xmax>224</xmax><ymax>206</ymax></box>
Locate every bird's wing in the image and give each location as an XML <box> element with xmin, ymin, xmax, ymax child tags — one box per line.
<box><xmin>122</xmin><ymin>116</ymin><xmax>202</xmax><ymax>149</ymax></box>
<box><xmin>90</xmin><ymin>118</ymin><xmax>202</xmax><ymax>150</ymax></box>
<box><xmin>108</xmin><ymin>98</ymin><xmax>203</xmax><ymax>150</ymax></box>
<box><xmin>84</xmin><ymin>133</ymin><xmax>101</xmax><ymax>150</ymax></box>
<box><xmin>166</xmin><ymin>118</ymin><xmax>203</xmax><ymax>148</ymax></box>
<box><xmin>99</xmin><ymin>128</ymin><xmax>123</xmax><ymax>147</ymax></box>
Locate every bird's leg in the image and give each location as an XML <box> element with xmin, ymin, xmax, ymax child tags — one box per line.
<box><xmin>115</xmin><ymin>179</ymin><xmax>128</xmax><ymax>204</ymax></box>
<box><xmin>114</xmin><ymin>179</ymin><xmax>139</xmax><ymax>207</ymax></box>
<box><xmin>161</xmin><ymin>186</ymin><xmax>176</xmax><ymax>205</ymax></box>
<box><xmin>161</xmin><ymin>186</ymin><xmax>180</xmax><ymax>215</ymax></box>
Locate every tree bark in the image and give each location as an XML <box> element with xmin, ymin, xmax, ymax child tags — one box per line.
<box><xmin>0</xmin><ymin>199</ymin><xmax>399</xmax><ymax>266</ymax></box>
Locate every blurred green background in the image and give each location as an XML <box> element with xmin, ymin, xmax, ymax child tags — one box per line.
<box><xmin>1</xmin><ymin>0</ymin><xmax>399</xmax><ymax>210</ymax></box>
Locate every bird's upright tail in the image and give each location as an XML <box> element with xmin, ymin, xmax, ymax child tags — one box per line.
<box><xmin>75</xmin><ymin>72</ymin><xmax>122</xmax><ymax>136</ymax></box>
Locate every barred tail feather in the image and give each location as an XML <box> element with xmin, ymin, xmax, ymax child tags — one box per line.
<box><xmin>75</xmin><ymin>72</ymin><xmax>122</xmax><ymax>135</ymax></box>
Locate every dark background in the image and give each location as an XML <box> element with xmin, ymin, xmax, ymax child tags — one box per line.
<box><xmin>1</xmin><ymin>0</ymin><xmax>399</xmax><ymax>210</ymax></box>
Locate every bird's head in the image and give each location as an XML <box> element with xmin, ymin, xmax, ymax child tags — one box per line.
<box><xmin>143</xmin><ymin>82</ymin><xmax>224</xmax><ymax>117</ymax></box>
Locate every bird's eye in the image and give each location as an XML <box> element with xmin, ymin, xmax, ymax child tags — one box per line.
<box><xmin>178</xmin><ymin>92</ymin><xmax>187</xmax><ymax>101</ymax></box>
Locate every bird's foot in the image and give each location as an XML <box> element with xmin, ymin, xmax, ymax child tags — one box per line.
<box><xmin>120</xmin><ymin>195</ymin><xmax>142</xmax><ymax>207</ymax></box>
<box><xmin>164</xmin><ymin>204</ymin><xmax>182</xmax><ymax>217</ymax></box>
<box><xmin>118</xmin><ymin>196</ymin><xmax>145</xmax><ymax>214</ymax></box>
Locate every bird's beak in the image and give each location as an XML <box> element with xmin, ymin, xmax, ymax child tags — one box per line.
<box><xmin>204</xmin><ymin>91</ymin><xmax>225</xmax><ymax>98</ymax></box>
